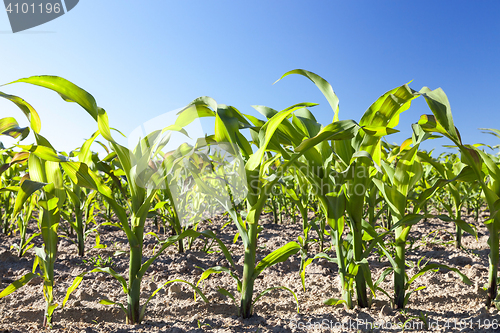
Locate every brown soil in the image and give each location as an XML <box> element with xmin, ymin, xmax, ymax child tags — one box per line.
<box><xmin>0</xmin><ymin>209</ymin><xmax>499</xmax><ymax>332</ymax></box>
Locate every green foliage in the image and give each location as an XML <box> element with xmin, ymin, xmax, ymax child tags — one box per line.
<box><xmin>0</xmin><ymin>70</ymin><xmax>499</xmax><ymax>327</ymax></box>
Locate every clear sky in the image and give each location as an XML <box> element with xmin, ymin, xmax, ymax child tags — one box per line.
<box><xmin>1</xmin><ymin>0</ymin><xmax>500</xmax><ymax>156</ymax></box>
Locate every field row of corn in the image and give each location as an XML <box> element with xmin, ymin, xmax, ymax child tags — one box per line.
<box><xmin>0</xmin><ymin>70</ymin><xmax>499</xmax><ymax>328</ymax></box>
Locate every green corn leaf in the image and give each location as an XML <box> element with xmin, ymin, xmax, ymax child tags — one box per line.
<box><xmin>167</xmin><ymin>103</ymin><xmax>215</xmax><ymax>132</ymax></box>
<box><xmin>253</xmin><ymin>242</ymin><xmax>300</xmax><ymax>278</ymax></box>
<box><xmin>0</xmin><ymin>272</ymin><xmax>38</xmax><ymax>298</ymax></box>
<box><xmin>60</xmin><ymin>162</ymin><xmax>131</xmax><ymax>238</ymax></box>
<box><xmin>79</xmin><ymin>131</ymin><xmax>100</xmax><ymax>165</ymax></box>
<box><xmin>376</xmin><ymin>243</ymin><xmax>398</xmax><ymax>270</ymax></box>
<box><xmin>0</xmin><ymin>92</ymin><xmax>41</xmax><ymax>133</ymax></box>
<box><xmin>91</xmin><ymin>267</ymin><xmax>128</xmax><ymax>294</ymax></box>
<box><xmin>389</xmin><ymin>214</ymin><xmax>426</xmax><ymax>231</ymax></box>
<box><xmin>360</xmin><ymin>83</ymin><xmax>418</xmax><ymax>129</ymax></box>
<box><xmin>197</xmin><ymin>266</ymin><xmax>241</xmax><ymax>292</ymax></box>
<box><xmin>227</xmin><ymin>208</ymin><xmax>249</xmax><ymax>248</ymax></box>
<box><xmin>295</xmin><ymin>120</ymin><xmax>358</xmax><ymax>153</ymax></box>
<box><xmin>406</xmin><ymin>263</ymin><xmax>471</xmax><ymax>287</ymax></box>
<box><xmin>312</xmin><ymin>252</ymin><xmax>339</xmax><ymax>264</ymax></box>
<box><xmin>276</xmin><ymin>69</ymin><xmax>340</xmax><ymax>121</ymax></box>
<box><xmin>404</xmin><ymin>286</ymin><xmax>426</xmax><ymax>307</ymax></box>
<box><xmin>137</xmin><ymin>229</ymin><xmax>204</xmax><ymax>280</ymax></box>
<box><xmin>373</xmin><ymin>178</ymin><xmax>406</xmax><ymax>219</ymax></box>
<box><xmin>473</xmin><ymin>147</ymin><xmax>500</xmax><ymax>183</ymax></box>
<box><xmin>190</xmin><ymin>96</ymin><xmax>218</xmax><ymax>113</ymax></box>
<box><xmin>454</xmin><ymin>219</ymin><xmax>477</xmax><ymax>238</ymax></box>
<box><xmin>375</xmin><ymin>267</ymin><xmax>393</xmax><ymax>289</ymax></box>
<box><xmin>324</xmin><ymin>298</ymin><xmax>347</xmax><ymax>306</ymax></box>
<box><xmin>480</xmin><ymin>128</ymin><xmax>500</xmax><ymax>140</ymax></box>
<box><xmin>252</xmin><ymin>105</ymin><xmax>278</xmax><ymax>119</ymax></box>
<box><xmin>246</xmin><ymin>103</ymin><xmax>318</xmax><ymax>170</ymax></box>
<box><xmin>46</xmin><ymin>303</ymin><xmax>59</xmax><ymax>320</ymax></box>
<box><xmin>8</xmin><ymin>75</ymin><xmax>99</xmax><ymax>120</ymax></box>
<box><xmin>0</xmin><ymin>117</ymin><xmax>30</xmax><ymax>139</ymax></box>
<box><xmin>199</xmin><ymin>230</ymin><xmax>236</xmax><ymax>269</ymax></box>
<box><xmin>99</xmin><ymin>299</ymin><xmax>127</xmax><ymax>315</ymax></box>
<box><xmin>17</xmin><ymin>145</ymin><xmax>67</xmax><ymax>162</ymax></box>
<box><xmin>359</xmin><ymin>260</ymin><xmax>376</xmax><ymax>296</ymax></box>
<box><xmin>45</xmin><ymin>160</ymin><xmax>66</xmax><ymax>208</ymax></box>
<box><xmin>292</xmin><ymin>107</ymin><xmax>321</xmax><ymax>138</ymax></box>
<box><xmin>435</xmin><ymin>215</ymin><xmax>477</xmax><ymax>238</ymax></box>
<box><xmin>12</xmin><ymin>179</ymin><xmax>46</xmax><ymax>218</ymax></box>
<box><xmin>61</xmin><ymin>161</ymin><xmax>99</xmax><ymax>191</ymax></box>
<box><xmin>62</xmin><ymin>271</ymin><xmax>88</xmax><ymax>308</ymax></box>
<box><xmin>300</xmin><ymin>258</ymin><xmax>315</xmax><ymax>291</ymax></box>
<box><xmin>96</xmin><ymin>107</ymin><xmax>114</xmax><ymax>142</ymax></box>
<box><xmin>362</xmin><ymin>126</ymin><xmax>399</xmax><ymax>137</ymax></box>
<box><xmin>419</xmin><ymin>87</ymin><xmax>460</xmax><ymax>144</ymax></box>
<box><xmin>217</xmin><ymin>288</ymin><xmax>237</xmax><ymax>304</ymax></box>
<box><xmin>394</xmin><ymin>145</ymin><xmax>422</xmax><ymax>197</ymax></box>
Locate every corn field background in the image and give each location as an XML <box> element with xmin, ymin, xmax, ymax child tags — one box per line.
<box><xmin>1</xmin><ymin>71</ymin><xmax>500</xmax><ymax>333</ymax></box>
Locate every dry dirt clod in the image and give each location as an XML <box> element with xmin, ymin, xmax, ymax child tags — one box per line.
<box><xmin>169</xmin><ymin>284</ymin><xmax>182</xmax><ymax>296</ymax></box>
<box><xmin>380</xmin><ymin>304</ymin><xmax>392</xmax><ymax>316</ymax></box>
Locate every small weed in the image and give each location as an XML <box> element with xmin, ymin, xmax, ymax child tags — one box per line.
<box><xmin>82</xmin><ymin>254</ymin><xmax>114</xmax><ymax>268</ymax></box>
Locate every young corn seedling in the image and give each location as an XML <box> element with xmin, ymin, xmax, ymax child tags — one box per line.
<box><xmin>0</xmin><ymin>145</ymin><xmax>28</xmax><ymax>235</ymax></box>
<box><xmin>0</xmin><ymin>96</ymin><xmax>76</xmax><ymax>326</ymax></box>
<box><xmin>58</xmin><ymin>132</ymin><xmax>104</xmax><ymax>256</ymax></box>
<box><xmin>416</xmin><ymin>87</ymin><xmax>500</xmax><ymax>307</ymax></box>
<box><xmin>172</xmin><ymin>89</ymin><xmax>359</xmax><ymax>317</ymax></box>
<box><xmin>1</xmin><ymin>122</ymin><xmax>39</xmax><ymax>257</ymax></box>
<box><xmin>0</xmin><ymin>149</ymin><xmax>69</xmax><ymax>327</ymax></box>
<box><xmin>418</xmin><ymin>151</ymin><xmax>478</xmax><ymax>249</ymax></box>
<box><xmin>1</xmin><ymin>76</ymin><xmax>216</xmax><ymax>324</ymax></box>
<box><xmin>61</xmin><ymin>176</ymin><xmax>98</xmax><ymax>256</ymax></box>
<box><xmin>282</xmin><ymin>168</ymin><xmax>316</xmax><ymax>285</ymax></box>
<box><xmin>374</xmin><ymin>129</ymin><xmax>472</xmax><ymax>309</ymax></box>
<box><xmin>172</xmin><ymin>99</ymin><xmax>297</xmax><ymax>318</ymax></box>
<box><xmin>279</xmin><ymin>70</ymin><xmax>427</xmax><ymax>308</ymax></box>
<box><xmin>12</xmin><ymin>191</ymin><xmax>39</xmax><ymax>257</ymax></box>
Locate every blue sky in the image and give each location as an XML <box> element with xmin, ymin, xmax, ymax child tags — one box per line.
<box><xmin>1</xmin><ymin>0</ymin><xmax>500</xmax><ymax>156</ymax></box>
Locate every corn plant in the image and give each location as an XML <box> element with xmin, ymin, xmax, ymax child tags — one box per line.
<box><xmin>0</xmin><ymin>122</ymin><xmax>38</xmax><ymax>256</ymax></box>
<box><xmin>0</xmin><ymin>142</ymin><xmax>29</xmax><ymax>235</ymax></box>
<box><xmin>0</xmin><ymin>95</ymin><xmax>75</xmax><ymax>326</ymax></box>
<box><xmin>282</xmin><ymin>167</ymin><xmax>315</xmax><ymax>285</ymax></box>
<box><xmin>374</xmin><ymin>136</ymin><xmax>471</xmax><ymax>309</ymax></box>
<box><xmin>61</xmin><ymin>176</ymin><xmax>97</xmax><ymax>256</ymax></box>
<box><xmin>418</xmin><ymin>151</ymin><xmax>478</xmax><ymax>248</ymax></box>
<box><xmin>416</xmin><ymin>87</ymin><xmax>500</xmax><ymax>307</ymax></box>
<box><xmin>171</xmin><ymin>90</ymin><xmax>360</xmax><ymax>317</ymax></box>
<box><xmin>0</xmin><ymin>149</ymin><xmax>71</xmax><ymax>327</ymax></box>
<box><xmin>12</xmin><ymin>190</ymin><xmax>38</xmax><ymax>257</ymax></box>
<box><xmin>280</xmin><ymin>70</ymin><xmax>432</xmax><ymax>308</ymax></box>
<box><xmin>0</xmin><ymin>78</ymin><xmax>171</xmax><ymax>323</ymax></box>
